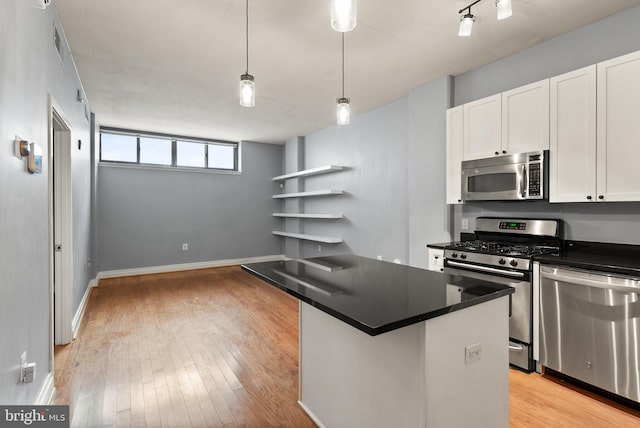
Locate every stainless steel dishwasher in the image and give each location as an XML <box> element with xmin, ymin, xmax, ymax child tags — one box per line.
<box><xmin>539</xmin><ymin>265</ymin><xmax>640</xmax><ymax>404</ymax></box>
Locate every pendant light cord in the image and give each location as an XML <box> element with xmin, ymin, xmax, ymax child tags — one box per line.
<box><xmin>245</xmin><ymin>0</ymin><xmax>249</xmax><ymax>74</ymax></box>
<box><xmin>341</xmin><ymin>32</ymin><xmax>345</xmax><ymax>98</ymax></box>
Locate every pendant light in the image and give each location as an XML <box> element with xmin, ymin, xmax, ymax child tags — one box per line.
<box><xmin>331</xmin><ymin>0</ymin><xmax>357</xmax><ymax>32</ymax></box>
<box><xmin>496</xmin><ymin>0</ymin><xmax>512</xmax><ymax>20</ymax></box>
<box><xmin>337</xmin><ymin>33</ymin><xmax>350</xmax><ymax>125</ymax></box>
<box><xmin>239</xmin><ymin>0</ymin><xmax>255</xmax><ymax>107</ymax></box>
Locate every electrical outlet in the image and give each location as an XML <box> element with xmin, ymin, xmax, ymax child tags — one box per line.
<box><xmin>20</xmin><ymin>351</ymin><xmax>26</xmax><ymax>383</ymax></box>
<box><xmin>465</xmin><ymin>343</ymin><xmax>482</xmax><ymax>365</ymax></box>
<box><xmin>182</xmin><ymin>243</ymin><xmax>188</xmax><ymax>251</ymax></box>
<box><xmin>376</xmin><ymin>255</ymin><xmax>382</xmax><ymax>260</ymax></box>
<box><xmin>318</xmin><ymin>245</ymin><xmax>322</xmax><ymax>252</ymax></box>
<box><xmin>462</xmin><ymin>218</ymin><xmax>469</xmax><ymax>230</ymax></box>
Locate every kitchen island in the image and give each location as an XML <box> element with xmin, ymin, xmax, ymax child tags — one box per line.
<box><xmin>242</xmin><ymin>255</ymin><xmax>514</xmax><ymax>428</ymax></box>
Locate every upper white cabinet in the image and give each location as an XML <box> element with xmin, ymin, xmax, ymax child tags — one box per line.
<box><xmin>446</xmin><ymin>106</ymin><xmax>464</xmax><ymax>204</ymax></box>
<box><xmin>462</xmin><ymin>94</ymin><xmax>501</xmax><ymax>160</ymax></box>
<box><xmin>550</xmin><ymin>50</ymin><xmax>640</xmax><ymax>203</ymax></box>
<box><xmin>502</xmin><ymin>79</ymin><xmax>550</xmax><ymax>155</ymax></box>
<box><xmin>596</xmin><ymin>50</ymin><xmax>640</xmax><ymax>202</ymax></box>
<box><xmin>462</xmin><ymin>80</ymin><xmax>550</xmax><ymax>161</ymax></box>
<box><xmin>549</xmin><ymin>66</ymin><xmax>597</xmax><ymax>203</ymax></box>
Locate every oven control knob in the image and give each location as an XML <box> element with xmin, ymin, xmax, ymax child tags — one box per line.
<box><xmin>498</xmin><ymin>258</ymin><xmax>506</xmax><ymax>265</ymax></box>
<box><xmin>460</xmin><ymin>254</ymin><xmax>467</xmax><ymax>260</ymax></box>
<box><xmin>510</xmin><ymin>259</ymin><xmax>518</xmax><ymax>267</ymax></box>
<box><xmin>452</xmin><ymin>253</ymin><xmax>458</xmax><ymax>258</ymax></box>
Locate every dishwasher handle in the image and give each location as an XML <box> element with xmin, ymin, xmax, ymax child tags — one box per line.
<box><xmin>541</xmin><ymin>268</ymin><xmax>640</xmax><ymax>294</ymax></box>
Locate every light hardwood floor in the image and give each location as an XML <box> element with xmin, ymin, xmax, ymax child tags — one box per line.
<box><xmin>53</xmin><ymin>266</ymin><xmax>640</xmax><ymax>427</ymax></box>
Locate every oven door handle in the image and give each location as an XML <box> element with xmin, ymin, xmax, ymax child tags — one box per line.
<box><xmin>446</xmin><ymin>260</ymin><xmax>525</xmax><ymax>278</ymax></box>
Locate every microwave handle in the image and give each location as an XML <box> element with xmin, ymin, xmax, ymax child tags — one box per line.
<box><xmin>519</xmin><ymin>164</ymin><xmax>526</xmax><ymax>199</ymax></box>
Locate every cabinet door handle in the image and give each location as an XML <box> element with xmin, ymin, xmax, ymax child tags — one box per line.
<box><xmin>494</xmin><ymin>151</ymin><xmax>499</xmax><ymax>155</ymax></box>
<box><xmin>586</xmin><ymin>195</ymin><xmax>592</xmax><ymax>200</ymax></box>
<box><xmin>598</xmin><ymin>195</ymin><xmax>604</xmax><ymax>200</ymax></box>
<box><xmin>502</xmin><ymin>150</ymin><xmax>507</xmax><ymax>154</ymax></box>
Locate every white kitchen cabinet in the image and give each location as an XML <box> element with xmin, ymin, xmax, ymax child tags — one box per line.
<box><xmin>462</xmin><ymin>94</ymin><xmax>501</xmax><ymax>160</ymax></box>
<box><xmin>596</xmin><ymin>50</ymin><xmax>640</xmax><ymax>202</ymax></box>
<box><xmin>549</xmin><ymin>66</ymin><xmax>597</xmax><ymax>203</ymax></box>
<box><xmin>502</xmin><ymin>79</ymin><xmax>550</xmax><ymax>155</ymax></box>
<box><xmin>446</xmin><ymin>106</ymin><xmax>464</xmax><ymax>204</ymax></box>
<box><xmin>427</xmin><ymin>247</ymin><xmax>444</xmax><ymax>272</ymax></box>
<box><xmin>462</xmin><ymin>81</ymin><xmax>549</xmax><ymax>162</ymax></box>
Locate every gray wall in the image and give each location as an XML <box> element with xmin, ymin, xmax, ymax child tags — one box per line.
<box><xmin>0</xmin><ymin>1</ymin><xmax>93</xmax><ymax>404</ymax></box>
<box><xmin>452</xmin><ymin>5</ymin><xmax>640</xmax><ymax>244</ymax></box>
<box><xmin>96</xmin><ymin>141</ymin><xmax>283</xmax><ymax>271</ymax></box>
<box><xmin>280</xmin><ymin>76</ymin><xmax>453</xmax><ymax>267</ymax></box>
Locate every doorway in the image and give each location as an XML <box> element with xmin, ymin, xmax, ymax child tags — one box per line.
<box><xmin>48</xmin><ymin>97</ymin><xmax>74</xmax><ymax>355</ymax></box>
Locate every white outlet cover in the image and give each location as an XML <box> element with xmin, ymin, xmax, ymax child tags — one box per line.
<box><xmin>461</xmin><ymin>218</ymin><xmax>469</xmax><ymax>230</ymax></box>
<box><xmin>465</xmin><ymin>343</ymin><xmax>482</xmax><ymax>365</ymax></box>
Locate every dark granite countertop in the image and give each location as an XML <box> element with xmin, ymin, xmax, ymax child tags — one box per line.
<box><xmin>427</xmin><ymin>242</ymin><xmax>451</xmax><ymax>249</ymax></box>
<box><xmin>242</xmin><ymin>254</ymin><xmax>514</xmax><ymax>336</ymax></box>
<box><xmin>534</xmin><ymin>241</ymin><xmax>640</xmax><ymax>277</ymax></box>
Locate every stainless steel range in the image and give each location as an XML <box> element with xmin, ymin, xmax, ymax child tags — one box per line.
<box><xmin>443</xmin><ymin>217</ymin><xmax>562</xmax><ymax>372</ymax></box>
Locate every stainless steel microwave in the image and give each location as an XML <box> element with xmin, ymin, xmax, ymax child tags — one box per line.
<box><xmin>461</xmin><ymin>150</ymin><xmax>547</xmax><ymax>201</ymax></box>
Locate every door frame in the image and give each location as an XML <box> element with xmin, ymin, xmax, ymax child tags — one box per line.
<box><xmin>48</xmin><ymin>95</ymin><xmax>74</xmax><ymax>356</ymax></box>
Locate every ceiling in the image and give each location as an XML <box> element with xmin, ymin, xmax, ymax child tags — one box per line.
<box><xmin>54</xmin><ymin>0</ymin><xmax>640</xmax><ymax>144</ymax></box>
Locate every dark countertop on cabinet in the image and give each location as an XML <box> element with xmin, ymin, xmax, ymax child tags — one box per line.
<box><xmin>534</xmin><ymin>241</ymin><xmax>640</xmax><ymax>277</ymax></box>
<box><xmin>242</xmin><ymin>254</ymin><xmax>514</xmax><ymax>336</ymax></box>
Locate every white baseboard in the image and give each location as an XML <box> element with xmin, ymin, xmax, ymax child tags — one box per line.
<box><xmin>35</xmin><ymin>372</ymin><xmax>55</xmax><ymax>405</ymax></box>
<box><xmin>298</xmin><ymin>400</ymin><xmax>326</xmax><ymax>428</ymax></box>
<box><xmin>96</xmin><ymin>254</ymin><xmax>286</xmax><ymax>281</ymax></box>
<box><xmin>72</xmin><ymin>278</ymin><xmax>98</xmax><ymax>339</ymax></box>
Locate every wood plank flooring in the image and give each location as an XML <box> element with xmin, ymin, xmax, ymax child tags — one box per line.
<box><xmin>53</xmin><ymin>266</ymin><xmax>640</xmax><ymax>427</ymax></box>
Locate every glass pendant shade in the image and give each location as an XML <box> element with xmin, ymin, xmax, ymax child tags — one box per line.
<box><xmin>331</xmin><ymin>0</ymin><xmax>357</xmax><ymax>32</ymax></box>
<box><xmin>239</xmin><ymin>74</ymin><xmax>255</xmax><ymax>107</ymax></box>
<box><xmin>458</xmin><ymin>14</ymin><xmax>475</xmax><ymax>37</ymax></box>
<box><xmin>496</xmin><ymin>0</ymin><xmax>512</xmax><ymax>20</ymax></box>
<box><xmin>337</xmin><ymin>98</ymin><xmax>350</xmax><ymax>125</ymax></box>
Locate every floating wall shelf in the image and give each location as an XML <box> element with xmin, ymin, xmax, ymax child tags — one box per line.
<box><xmin>273</xmin><ymin>189</ymin><xmax>343</xmax><ymax>199</ymax></box>
<box><xmin>273</xmin><ymin>213</ymin><xmax>343</xmax><ymax>219</ymax></box>
<box><xmin>272</xmin><ymin>231</ymin><xmax>343</xmax><ymax>244</ymax></box>
<box><xmin>272</xmin><ymin>165</ymin><xmax>344</xmax><ymax>181</ymax></box>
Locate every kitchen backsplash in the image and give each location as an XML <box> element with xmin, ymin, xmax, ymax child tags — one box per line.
<box><xmin>454</xmin><ymin>201</ymin><xmax>640</xmax><ymax>245</ymax></box>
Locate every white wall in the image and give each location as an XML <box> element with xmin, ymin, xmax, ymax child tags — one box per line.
<box><xmin>0</xmin><ymin>1</ymin><xmax>92</xmax><ymax>403</ymax></box>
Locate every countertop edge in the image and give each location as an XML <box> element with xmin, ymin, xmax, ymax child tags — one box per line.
<box><xmin>241</xmin><ymin>263</ymin><xmax>514</xmax><ymax>337</ymax></box>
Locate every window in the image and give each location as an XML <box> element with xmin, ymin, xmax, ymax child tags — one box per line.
<box><xmin>99</xmin><ymin>127</ymin><xmax>239</xmax><ymax>172</ymax></box>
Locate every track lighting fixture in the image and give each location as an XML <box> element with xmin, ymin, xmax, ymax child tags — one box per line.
<box><xmin>336</xmin><ymin>33</ymin><xmax>350</xmax><ymax>125</ymax></box>
<box><xmin>496</xmin><ymin>0</ymin><xmax>512</xmax><ymax>20</ymax></box>
<box><xmin>239</xmin><ymin>0</ymin><xmax>255</xmax><ymax>107</ymax></box>
<box><xmin>458</xmin><ymin>0</ymin><xmax>512</xmax><ymax>37</ymax></box>
<box><xmin>331</xmin><ymin>0</ymin><xmax>357</xmax><ymax>32</ymax></box>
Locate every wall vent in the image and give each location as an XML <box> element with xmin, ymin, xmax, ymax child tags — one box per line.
<box><xmin>53</xmin><ymin>24</ymin><xmax>63</xmax><ymax>63</ymax></box>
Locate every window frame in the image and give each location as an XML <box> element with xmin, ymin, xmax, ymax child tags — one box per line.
<box><xmin>99</xmin><ymin>127</ymin><xmax>240</xmax><ymax>172</ymax></box>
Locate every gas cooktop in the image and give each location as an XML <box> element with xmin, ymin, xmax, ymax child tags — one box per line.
<box><xmin>446</xmin><ymin>240</ymin><xmax>560</xmax><ymax>258</ymax></box>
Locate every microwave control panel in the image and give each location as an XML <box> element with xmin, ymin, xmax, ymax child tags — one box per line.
<box><xmin>528</xmin><ymin>162</ymin><xmax>541</xmax><ymax>197</ymax></box>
